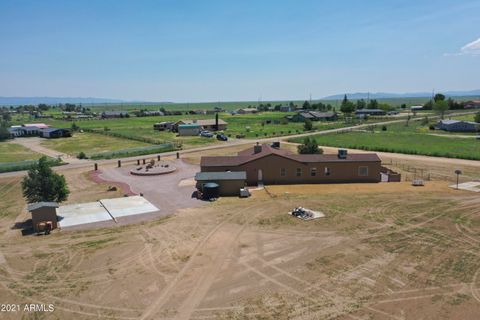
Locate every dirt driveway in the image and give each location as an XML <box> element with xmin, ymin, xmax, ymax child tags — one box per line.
<box><xmin>13</xmin><ymin>137</ymin><xmax>85</xmax><ymax>164</ymax></box>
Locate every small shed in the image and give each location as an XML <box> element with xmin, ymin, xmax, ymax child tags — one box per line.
<box><xmin>195</xmin><ymin>171</ymin><xmax>247</xmax><ymax>196</ymax></box>
<box><xmin>28</xmin><ymin>202</ymin><xmax>59</xmax><ymax>232</ymax></box>
<box><xmin>436</xmin><ymin>120</ymin><xmax>479</xmax><ymax>132</ymax></box>
<box><xmin>178</xmin><ymin>124</ymin><xmax>201</xmax><ymax>136</ymax></box>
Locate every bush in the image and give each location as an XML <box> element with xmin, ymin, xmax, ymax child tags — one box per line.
<box><xmin>77</xmin><ymin>151</ymin><xmax>87</xmax><ymax>159</ymax></box>
<box><xmin>381</xmin><ymin>125</ymin><xmax>387</xmax><ymax>131</ymax></box>
<box><xmin>429</xmin><ymin>125</ymin><xmax>436</xmax><ymax>130</ymax></box>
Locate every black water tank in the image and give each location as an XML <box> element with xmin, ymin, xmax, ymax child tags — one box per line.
<box><xmin>203</xmin><ymin>182</ymin><xmax>220</xmax><ymax>199</ymax></box>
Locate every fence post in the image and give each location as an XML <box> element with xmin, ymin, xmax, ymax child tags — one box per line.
<box><xmin>143</xmin><ymin>159</ymin><xmax>146</xmax><ymax>164</ymax></box>
<box><xmin>137</xmin><ymin>159</ymin><xmax>140</xmax><ymax>165</ymax></box>
<box><xmin>176</xmin><ymin>152</ymin><xmax>180</xmax><ymax>159</ymax></box>
<box><xmin>157</xmin><ymin>155</ymin><xmax>160</xmax><ymax>161</ymax></box>
<box><xmin>118</xmin><ymin>160</ymin><xmax>121</xmax><ymax>168</ymax></box>
<box><xmin>94</xmin><ymin>163</ymin><xmax>98</xmax><ymax>171</ymax></box>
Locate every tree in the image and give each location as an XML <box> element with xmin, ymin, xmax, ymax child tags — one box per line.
<box><xmin>302</xmin><ymin>101</ymin><xmax>311</xmax><ymax>110</ymax></box>
<box><xmin>340</xmin><ymin>95</ymin><xmax>355</xmax><ymax>116</ymax></box>
<box><xmin>297</xmin><ymin>137</ymin><xmax>323</xmax><ymax>154</ymax></box>
<box><xmin>433</xmin><ymin>100</ymin><xmax>449</xmax><ymax>119</ymax></box>
<box><xmin>355</xmin><ymin>99</ymin><xmax>366</xmax><ymax>110</ymax></box>
<box><xmin>22</xmin><ymin>157</ymin><xmax>69</xmax><ymax>203</ymax></box>
<box><xmin>0</xmin><ymin>121</ymin><xmax>10</xmax><ymax>141</ymax></box>
<box><xmin>304</xmin><ymin>118</ymin><xmax>313</xmax><ymax>131</ymax></box>
<box><xmin>434</xmin><ymin>93</ymin><xmax>446</xmax><ymax>102</ymax></box>
<box><xmin>474</xmin><ymin>112</ymin><xmax>480</xmax><ymax>123</ymax></box>
<box><xmin>2</xmin><ymin>113</ymin><xmax>12</xmax><ymax>122</ymax></box>
<box><xmin>367</xmin><ymin>99</ymin><xmax>379</xmax><ymax>109</ymax></box>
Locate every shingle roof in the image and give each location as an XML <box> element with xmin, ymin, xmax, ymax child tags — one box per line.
<box><xmin>195</xmin><ymin>171</ymin><xmax>247</xmax><ymax>181</ymax></box>
<box><xmin>28</xmin><ymin>202</ymin><xmax>59</xmax><ymax>211</ymax></box>
<box><xmin>201</xmin><ymin>144</ymin><xmax>381</xmax><ymax>167</ymax></box>
<box><xmin>42</xmin><ymin>128</ymin><xmax>69</xmax><ymax>133</ymax></box>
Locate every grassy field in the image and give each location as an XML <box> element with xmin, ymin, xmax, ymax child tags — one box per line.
<box><xmin>0</xmin><ymin>142</ymin><xmax>44</xmax><ymax>163</ymax></box>
<box><xmin>40</xmin><ymin>132</ymin><xmax>152</xmax><ymax>157</ymax></box>
<box><xmin>291</xmin><ymin>117</ymin><xmax>480</xmax><ymax>160</ymax></box>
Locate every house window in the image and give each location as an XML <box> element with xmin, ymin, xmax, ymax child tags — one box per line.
<box><xmin>310</xmin><ymin>168</ymin><xmax>317</xmax><ymax>177</ymax></box>
<box><xmin>324</xmin><ymin>167</ymin><xmax>331</xmax><ymax>176</ymax></box>
<box><xmin>280</xmin><ymin>168</ymin><xmax>286</xmax><ymax>177</ymax></box>
<box><xmin>296</xmin><ymin>168</ymin><xmax>302</xmax><ymax>177</ymax></box>
<box><xmin>358</xmin><ymin>166</ymin><xmax>369</xmax><ymax>176</ymax></box>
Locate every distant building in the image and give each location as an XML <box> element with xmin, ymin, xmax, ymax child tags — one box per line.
<box><xmin>410</xmin><ymin>105</ymin><xmax>424</xmax><ymax>111</ymax></box>
<box><xmin>178</xmin><ymin>124</ymin><xmax>201</xmax><ymax>136</ymax></box>
<box><xmin>173</xmin><ymin>119</ymin><xmax>228</xmax><ymax>132</ymax></box>
<box><xmin>237</xmin><ymin>108</ymin><xmax>258</xmax><ymax>114</ymax></box>
<box><xmin>142</xmin><ymin>110</ymin><xmax>164</xmax><ymax>116</ymax></box>
<box><xmin>24</xmin><ymin>123</ymin><xmax>50</xmax><ymax>129</ymax></box>
<box><xmin>280</xmin><ymin>105</ymin><xmax>293</xmax><ymax>112</ymax></box>
<box><xmin>41</xmin><ymin>128</ymin><xmax>72</xmax><ymax>139</ymax></box>
<box><xmin>8</xmin><ymin>124</ymin><xmax>45</xmax><ymax>137</ymax></box>
<box><xmin>436</xmin><ymin>120</ymin><xmax>479</xmax><ymax>132</ymax></box>
<box><xmin>464</xmin><ymin>101</ymin><xmax>480</xmax><ymax>109</ymax></box>
<box><xmin>101</xmin><ymin>111</ymin><xmax>129</xmax><ymax>118</ymax></box>
<box><xmin>355</xmin><ymin>109</ymin><xmax>386</xmax><ymax>117</ymax></box>
<box><xmin>289</xmin><ymin>111</ymin><xmax>338</xmax><ymax>122</ymax></box>
<box><xmin>153</xmin><ymin>122</ymin><xmax>174</xmax><ymax>131</ymax></box>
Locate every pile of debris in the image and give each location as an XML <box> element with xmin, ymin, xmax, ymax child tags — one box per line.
<box><xmin>290</xmin><ymin>207</ymin><xmax>325</xmax><ymax>221</ymax></box>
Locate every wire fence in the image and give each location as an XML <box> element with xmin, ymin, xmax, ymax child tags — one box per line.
<box><xmin>88</xmin><ymin>143</ymin><xmax>177</xmax><ymax>160</ymax></box>
<box><xmin>0</xmin><ymin>158</ymin><xmax>63</xmax><ymax>173</ymax></box>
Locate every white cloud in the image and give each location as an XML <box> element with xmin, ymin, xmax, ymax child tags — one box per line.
<box><xmin>461</xmin><ymin>37</ymin><xmax>480</xmax><ymax>55</ymax></box>
<box><xmin>444</xmin><ymin>37</ymin><xmax>480</xmax><ymax>56</ymax></box>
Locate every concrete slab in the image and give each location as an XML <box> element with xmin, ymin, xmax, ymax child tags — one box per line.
<box><xmin>100</xmin><ymin>196</ymin><xmax>159</xmax><ymax>219</ymax></box>
<box><xmin>449</xmin><ymin>181</ymin><xmax>480</xmax><ymax>192</ymax></box>
<box><xmin>57</xmin><ymin>202</ymin><xmax>112</xmax><ymax>228</ymax></box>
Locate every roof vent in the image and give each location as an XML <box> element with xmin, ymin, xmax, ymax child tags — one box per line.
<box><xmin>254</xmin><ymin>142</ymin><xmax>262</xmax><ymax>154</ymax></box>
<box><xmin>338</xmin><ymin>149</ymin><xmax>348</xmax><ymax>159</ymax></box>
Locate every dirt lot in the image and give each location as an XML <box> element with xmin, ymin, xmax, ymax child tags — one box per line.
<box><xmin>0</xmin><ymin>146</ymin><xmax>479</xmax><ymax>319</ymax></box>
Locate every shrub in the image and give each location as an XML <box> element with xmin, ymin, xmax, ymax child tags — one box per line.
<box><xmin>381</xmin><ymin>125</ymin><xmax>387</xmax><ymax>131</ymax></box>
<box><xmin>429</xmin><ymin>124</ymin><xmax>436</xmax><ymax>130</ymax></box>
<box><xmin>77</xmin><ymin>151</ymin><xmax>87</xmax><ymax>159</ymax></box>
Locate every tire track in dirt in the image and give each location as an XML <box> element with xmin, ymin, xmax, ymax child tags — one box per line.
<box><xmin>139</xmin><ymin>203</ymin><xmax>260</xmax><ymax>320</ymax></box>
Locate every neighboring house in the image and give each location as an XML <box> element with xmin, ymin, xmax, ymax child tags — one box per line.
<box><xmin>142</xmin><ymin>110</ymin><xmax>164</xmax><ymax>116</ymax></box>
<box><xmin>24</xmin><ymin>123</ymin><xmax>50</xmax><ymax>129</ymax></box>
<box><xmin>178</xmin><ymin>124</ymin><xmax>201</xmax><ymax>136</ymax></box>
<box><xmin>8</xmin><ymin>125</ymin><xmax>42</xmax><ymax>137</ymax></box>
<box><xmin>41</xmin><ymin>128</ymin><xmax>72</xmax><ymax>139</ymax></box>
<box><xmin>173</xmin><ymin>119</ymin><xmax>228</xmax><ymax>131</ymax></box>
<box><xmin>464</xmin><ymin>100</ymin><xmax>480</xmax><ymax>109</ymax></box>
<box><xmin>280</xmin><ymin>105</ymin><xmax>293</xmax><ymax>112</ymax></box>
<box><xmin>28</xmin><ymin>202</ymin><xmax>59</xmax><ymax>232</ymax></box>
<box><xmin>410</xmin><ymin>105</ymin><xmax>423</xmax><ymax>112</ymax></box>
<box><xmin>153</xmin><ymin>122</ymin><xmax>174</xmax><ymax>131</ymax></box>
<box><xmin>289</xmin><ymin>111</ymin><xmax>338</xmax><ymax>122</ymax></box>
<box><xmin>101</xmin><ymin>111</ymin><xmax>129</xmax><ymax>118</ymax></box>
<box><xmin>195</xmin><ymin>171</ymin><xmax>247</xmax><ymax>196</ymax></box>
<box><xmin>355</xmin><ymin>109</ymin><xmax>386</xmax><ymax>117</ymax></box>
<box><xmin>237</xmin><ymin>108</ymin><xmax>258</xmax><ymax>114</ymax></box>
<box><xmin>200</xmin><ymin>143</ymin><xmax>384</xmax><ymax>186</ymax></box>
<box><xmin>436</xmin><ymin>120</ymin><xmax>479</xmax><ymax>132</ymax></box>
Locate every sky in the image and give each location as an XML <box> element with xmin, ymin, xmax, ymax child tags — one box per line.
<box><xmin>0</xmin><ymin>0</ymin><xmax>479</xmax><ymax>102</ymax></box>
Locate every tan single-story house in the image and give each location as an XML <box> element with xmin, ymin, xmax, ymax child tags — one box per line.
<box><xmin>200</xmin><ymin>143</ymin><xmax>388</xmax><ymax>186</ymax></box>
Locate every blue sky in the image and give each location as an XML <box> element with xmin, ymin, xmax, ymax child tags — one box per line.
<box><xmin>0</xmin><ymin>0</ymin><xmax>479</xmax><ymax>102</ymax></box>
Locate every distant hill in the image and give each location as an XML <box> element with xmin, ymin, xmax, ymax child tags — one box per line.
<box><xmin>322</xmin><ymin>89</ymin><xmax>480</xmax><ymax>100</ymax></box>
<box><xmin>0</xmin><ymin>96</ymin><xmax>126</xmax><ymax>106</ymax></box>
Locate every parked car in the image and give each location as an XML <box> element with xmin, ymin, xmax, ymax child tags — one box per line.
<box><xmin>200</xmin><ymin>130</ymin><xmax>214</xmax><ymax>138</ymax></box>
<box><xmin>216</xmin><ymin>133</ymin><xmax>228</xmax><ymax>141</ymax></box>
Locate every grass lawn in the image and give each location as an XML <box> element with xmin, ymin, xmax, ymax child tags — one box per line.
<box><xmin>40</xmin><ymin>132</ymin><xmax>152</xmax><ymax>157</ymax></box>
<box><xmin>291</xmin><ymin>119</ymin><xmax>480</xmax><ymax>160</ymax></box>
<box><xmin>0</xmin><ymin>142</ymin><xmax>44</xmax><ymax>163</ymax></box>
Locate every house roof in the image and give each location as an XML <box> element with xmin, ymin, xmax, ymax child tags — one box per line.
<box><xmin>440</xmin><ymin>119</ymin><xmax>478</xmax><ymax>126</ymax></box>
<box><xmin>179</xmin><ymin>124</ymin><xmax>201</xmax><ymax>129</ymax></box>
<box><xmin>195</xmin><ymin>171</ymin><xmax>247</xmax><ymax>181</ymax></box>
<box><xmin>179</xmin><ymin>119</ymin><xmax>228</xmax><ymax>126</ymax></box>
<box><xmin>355</xmin><ymin>109</ymin><xmax>385</xmax><ymax>113</ymax></box>
<box><xmin>102</xmin><ymin>111</ymin><xmax>128</xmax><ymax>116</ymax></box>
<box><xmin>201</xmin><ymin>144</ymin><xmax>381</xmax><ymax>167</ymax></box>
<box><xmin>24</xmin><ymin>123</ymin><xmax>49</xmax><ymax>129</ymax></box>
<box><xmin>42</xmin><ymin>128</ymin><xmax>70</xmax><ymax>133</ymax></box>
<box><xmin>309</xmin><ymin>111</ymin><xmax>337</xmax><ymax>118</ymax></box>
<box><xmin>28</xmin><ymin>202</ymin><xmax>59</xmax><ymax>211</ymax></box>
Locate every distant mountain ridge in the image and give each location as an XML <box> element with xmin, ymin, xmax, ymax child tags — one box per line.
<box><xmin>322</xmin><ymin>89</ymin><xmax>480</xmax><ymax>100</ymax></box>
<box><xmin>0</xmin><ymin>96</ymin><xmax>126</xmax><ymax>106</ymax></box>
